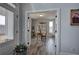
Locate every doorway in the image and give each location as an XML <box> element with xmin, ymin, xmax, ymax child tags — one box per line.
<box><xmin>25</xmin><ymin>9</ymin><xmax>60</xmax><ymax>55</ymax></box>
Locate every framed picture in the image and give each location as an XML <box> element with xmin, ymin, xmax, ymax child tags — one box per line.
<box><xmin>70</xmin><ymin>9</ymin><xmax>79</xmax><ymax>25</ymax></box>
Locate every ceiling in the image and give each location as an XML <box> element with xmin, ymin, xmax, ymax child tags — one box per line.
<box><xmin>30</xmin><ymin>10</ymin><xmax>57</xmax><ymax>20</ymax></box>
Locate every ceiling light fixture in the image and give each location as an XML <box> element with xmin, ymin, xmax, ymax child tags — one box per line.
<box><xmin>40</xmin><ymin>15</ymin><xmax>43</xmax><ymax>17</ymax></box>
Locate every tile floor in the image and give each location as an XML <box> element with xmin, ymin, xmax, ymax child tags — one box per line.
<box><xmin>27</xmin><ymin>36</ymin><xmax>56</xmax><ymax>55</ymax></box>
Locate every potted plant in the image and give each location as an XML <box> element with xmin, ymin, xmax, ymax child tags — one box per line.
<box><xmin>14</xmin><ymin>44</ymin><xmax>27</xmax><ymax>55</ymax></box>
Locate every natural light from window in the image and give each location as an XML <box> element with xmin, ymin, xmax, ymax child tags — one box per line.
<box><xmin>49</xmin><ymin>21</ymin><xmax>53</xmax><ymax>33</ymax></box>
<box><xmin>0</xmin><ymin>15</ymin><xmax>5</xmax><ymax>25</ymax></box>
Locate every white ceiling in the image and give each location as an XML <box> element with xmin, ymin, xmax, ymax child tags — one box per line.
<box><xmin>30</xmin><ymin>10</ymin><xmax>57</xmax><ymax>19</ymax></box>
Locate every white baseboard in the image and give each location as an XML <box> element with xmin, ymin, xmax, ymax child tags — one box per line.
<box><xmin>60</xmin><ymin>52</ymin><xmax>78</xmax><ymax>55</ymax></box>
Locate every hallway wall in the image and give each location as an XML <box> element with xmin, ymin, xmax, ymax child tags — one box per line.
<box><xmin>30</xmin><ymin>3</ymin><xmax>79</xmax><ymax>54</ymax></box>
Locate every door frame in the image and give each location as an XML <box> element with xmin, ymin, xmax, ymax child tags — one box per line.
<box><xmin>25</xmin><ymin>8</ymin><xmax>61</xmax><ymax>55</ymax></box>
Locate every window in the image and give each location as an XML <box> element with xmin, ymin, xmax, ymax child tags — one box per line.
<box><xmin>0</xmin><ymin>15</ymin><xmax>5</xmax><ymax>25</ymax></box>
<box><xmin>0</xmin><ymin>6</ymin><xmax>14</xmax><ymax>43</ymax></box>
<box><xmin>49</xmin><ymin>21</ymin><xmax>53</xmax><ymax>33</ymax></box>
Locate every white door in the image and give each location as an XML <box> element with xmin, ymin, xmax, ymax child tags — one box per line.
<box><xmin>55</xmin><ymin>10</ymin><xmax>60</xmax><ymax>54</ymax></box>
<box><xmin>25</xmin><ymin>13</ymin><xmax>31</xmax><ymax>46</ymax></box>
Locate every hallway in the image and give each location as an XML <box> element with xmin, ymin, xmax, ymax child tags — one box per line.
<box><xmin>27</xmin><ymin>37</ymin><xmax>55</xmax><ymax>55</ymax></box>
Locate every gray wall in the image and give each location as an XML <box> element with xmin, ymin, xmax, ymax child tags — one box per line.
<box><xmin>31</xmin><ymin>3</ymin><xmax>79</xmax><ymax>54</ymax></box>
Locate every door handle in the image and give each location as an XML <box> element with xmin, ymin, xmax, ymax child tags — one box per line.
<box><xmin>27</xmin><ymin>30</ymin><xmax>29</xmax><ymax>32</ymax></box>
<box><xmin>55</xmin><ymin>30</ymin><xmax>57</xmax><ymax>33</ymax></box>
<box><xmin>55</xmin><ymin>45</ymin><xmax>56</xmax><ymax>47</ymax></box>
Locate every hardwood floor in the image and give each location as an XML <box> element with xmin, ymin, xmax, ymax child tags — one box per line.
<box><xmin>27</xmin><ymin>36</ymin><xmax>55</xmax><ymax>55</ymax></box>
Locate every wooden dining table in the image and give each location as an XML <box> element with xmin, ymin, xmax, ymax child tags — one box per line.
<box><xmin>36</xmin><ymin>32</ymin><xmax>47</xmax><ymax>40</ymax></box>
